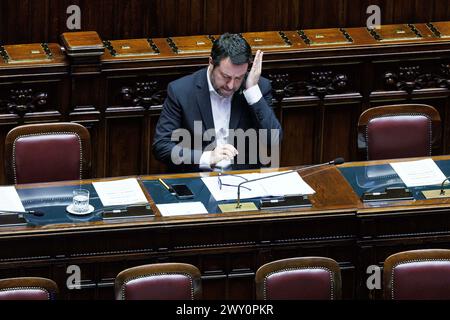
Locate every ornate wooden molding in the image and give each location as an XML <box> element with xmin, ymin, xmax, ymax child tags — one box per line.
<box><xmin>268</xmin><ymin>71</ymin><xmax>349</xmax><ymax>100</ymax></box>
<box><xmin>305</xmin><ymin>71</ymin><xmax>348</xmax><ymax>99</ymax></box>
<box><xmin>268</xmin><ymin>73</ymin><xmax>290</xmax><ymax>102</ymax></box>
<box><xmin>438</xmin><ymin>63</ymin><xmax>450</xmax><ymax>89</ymax></box>
<box><xmin>4</xmin><ymin>88</ymin><xmax>48</xmax><ymax>116</ymax></box>
<box><xmin>383</xmin><ymin>66</ymin><xmax>445</xmax><ymax>93</ymax></box>
<box><xmin>121</xmin><ymin>81</ymin><xmax>166</xmax><ymax>108</ymax></box>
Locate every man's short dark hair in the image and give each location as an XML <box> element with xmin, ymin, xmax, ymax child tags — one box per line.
<box><xmin>211</xmin><ymin>33</ymin><xmax>252</xmax><ymax>66</ymax></box>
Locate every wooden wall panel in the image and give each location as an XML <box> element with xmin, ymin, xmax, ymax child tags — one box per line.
<box><xmin>280</xmin><ymin>105</ymin><xmax>316</xmax><ymax>166</ymax></box>
<box><xmin>2</xmin><ymin>0</ymin><xmax>450</xmax><ymax>44</ymax></box>
<box><xmin>155</xmin><ymin>0</ymin><xmax>205</xmax><ymax>37</ymax></box>
<box><xmin>106</xmin><ymin>117</ymin><xmax>144</xmax><ymax>176</ymax></box>
<box><xmin>322</xmin><ymin>102</ymin><xmax>361</xmax><ymax>163</ymax></box>
<box><xmin>112</xmin><ymin>0</ymin><xmax>152</xmax><ymax>39</ymax></box>
<box><xmin>207</xmin><ymin>0</ymin><xmax>246</xmax><ymax>35</ymax></box>
<box><xmin>147</xmin><ymin>113</ymin><xmax>167</xmax><ymax>174</ymax></box>
<box><xmin>245</xmin><ymin>0</ymin><xmax>301</xmax><ymax>31</ymax></box>
<box><xmin>434</xmin><ymin>0</ymin><xmax>450</xmax><ymax>22</ymax></box>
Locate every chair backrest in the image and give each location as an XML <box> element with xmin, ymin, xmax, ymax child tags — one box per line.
<box><xmin>255</xmin><ymin>257</ymin><xmax>342</xmax><ymax>300</ymax></box>
<box><xmin>0</xmin><ymin>277</ymin><xmax>58</xmax><ymax>300</ymax></box>
<box><xmin>115</xmin><ymin>263</ymin><xmax>202</xmax><ymax>300</ymax></box>
<box><xmin>357</xmin><ymin>104</ymin><xmax>441</xmax><ymax>160</ymax></box>
<box><xmin>5</xmin><ymin>122</ymin><xmax>91</xmax><ymax>184</ymax></box>
<box><xmin>384</xmin><ymin>249</ymin><xmax>450</xmax><ymax>300</ymax></box>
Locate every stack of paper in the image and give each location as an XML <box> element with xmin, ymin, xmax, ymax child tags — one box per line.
<box><xmin>156</xmin><ymin>202</ymin><xmax>208</xmax><ymax>216</ymax></box>
<box><xmin>201</xmin><ymin>171</ymin><xmax>315</xmax><ymax>201</ymax></box>
<box><xmin>0</xmin><ymin>186</ymin><xmax>25</xmax><ymax>212</ymax></box>
<box><xmin>93</xmin><ymin>178</ymin><xmax>148</xmax><ymax>206</ymax></box>
<box><xmin>390</xmin><ymin>159</ymin><xmax>447</xmax><ymax>187</ymax></box>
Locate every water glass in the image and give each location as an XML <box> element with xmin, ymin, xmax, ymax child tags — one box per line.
<box><xmin>72</xmin><ymin>189</ymin><xmax>90</xmax><ymax>213</ymax></box>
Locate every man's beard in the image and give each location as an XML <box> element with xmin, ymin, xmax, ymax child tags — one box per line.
<box><xmin>210</xmin><ymin>71</ymin><xmax>235</xmax><ymax>97</ymax></box>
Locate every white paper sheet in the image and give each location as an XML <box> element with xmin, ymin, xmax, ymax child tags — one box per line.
<box><xmin>0</xmin><ymin>186</ymin><xmax>25</xmax><ymax>212</ymax></box>
<box><xmin>157</xmin><ymin>202</ymin><xmax>208</xmax><ymax>216</ymax></box>
<box><xmin>93</xmin><ymin>178</ymin><xmax>148</xmax><ymax>206</ymax></box>
<box><xmin>201</xmin><ymin>171</ymin><xmax>315</xmax><ymax>201</ymax></box>
<box><xmin>390</xmin><ymin>158</ymin><xmax>447</xmax><ymax>187</ymax></box>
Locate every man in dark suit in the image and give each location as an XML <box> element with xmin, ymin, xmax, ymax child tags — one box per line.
<box><xmin>153</xmin><ymin>33</ymin><xmax>282</xmax><ymax>172</ymax></box>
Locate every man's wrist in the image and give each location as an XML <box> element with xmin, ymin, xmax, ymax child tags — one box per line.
<box><xmin>243</xmin><ymin>85</ymin><xmax>263</xmax><ymax>105</ymax></box>
<box><xmin>199</xmin><ymin>151</ymin><xmax>213</xmax><ymax>170</ymax></box>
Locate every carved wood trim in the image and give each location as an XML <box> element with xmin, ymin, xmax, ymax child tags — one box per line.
<box><xmin>3</xmin><ymin>88</ymin><xmax>48</xmax><ymax>116</ymax></box>
<box><xmin>269</xmin><ymin>71</ymin><xmax>349</xmax><ymax>101</ymax></box>
<box><xmin>121</xmin><ymin>81</ymin><xmax>166</xmax><ymax>108</ymax></box>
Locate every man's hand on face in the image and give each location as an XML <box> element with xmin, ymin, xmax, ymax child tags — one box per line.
<box><xmin>210</xmin><ymin>144</ymin><xmax>238</xmax><ymax>166</ymax></box>
<box><xmin>245</xmin><ymin>50</ymin><xmax>263</xmax><ymax>89</ymax></box>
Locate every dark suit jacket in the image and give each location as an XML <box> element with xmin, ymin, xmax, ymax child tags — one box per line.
<box><xmin>152</xmin><ymin>68</ymin><xmax>282</xmax><ymax>172</ymax></box>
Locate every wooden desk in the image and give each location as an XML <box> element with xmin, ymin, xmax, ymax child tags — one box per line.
<box><xmin>340</xmin><ymin>155</ymin><xmax>450</xmax><ymax>299</ymax></box>
<box><xmin>0</xmin><ymin>166</ymin><xmax>358</xmax><ymax>300</ymax></box>
<box><xmin>3</xmin><ymin>157</ymin><xmax>450</xmax><ymax>299</ymax></box>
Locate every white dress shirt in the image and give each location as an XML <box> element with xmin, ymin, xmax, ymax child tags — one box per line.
<box><xmin>199</xmin><ymin>66</ymin><xmax>263</xmax><ymax>170</ymax></box>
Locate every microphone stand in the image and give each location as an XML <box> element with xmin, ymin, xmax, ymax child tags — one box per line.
<box><xmin>235</xmin><ymin>158</ymin><xmax>344</xmax><ymax>209</ymax></box>
<box><xmin>440</xmin><ymin>177</ymin><xmax>450</xmax><ymax>195</ymax></box>
<box><xmin>420</xmin><ymin>176</ymin><xmax>450</xmax><ymax>199</ymax></box>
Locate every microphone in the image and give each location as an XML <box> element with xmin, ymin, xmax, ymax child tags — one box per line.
<box><xmin>419</xmin><ymin>176</ymin><xmax>450</xmax><ymax>200</ymax></box>
<box><xmin>0</xmin><ymin>209</ymin><xmax>45</xmax><ymax>217</ymax></box>
<box><xmin>0</xmin><ymin>209</ymin><xmax>45</xmax><ymax>225</ymax></box>
<box><xmin>234</xmin><ymin>157</ymin><xmax>345</xmax><ymax>209</ymax></box>
<box><xmin>440</xmin><ymin>177</ymin><xmax>450</xmax><ymax>195</ymax></box>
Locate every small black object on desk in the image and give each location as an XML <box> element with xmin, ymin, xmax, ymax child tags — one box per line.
<box><xmin>102</xmin><ymin>204</ymin><xmax>154</xmax><ymax>219</ymax></box>
<box><xmin>0</xmin><ymin>210</ymin><xmax>44</xmax><ymax>226</ymax></box>
<box><xmin>259</xmin><ymin>195</ymin><xmax>312</xmax><ymax>209</ymax></box>
<box><xmin>361</xmin><ymin>187</ymin><xmax>413</xmax><ymax>202</ymax></box>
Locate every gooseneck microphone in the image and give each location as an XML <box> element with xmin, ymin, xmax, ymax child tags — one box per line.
<box><xmin>235</xmin><ymin>157</ymin><xmax>345</xmax><ymax>208</ymax></box>
<box><xmin>440</xmin><ymin>177</ymin><xmax>450</xmax><ymax>195</ymax></box>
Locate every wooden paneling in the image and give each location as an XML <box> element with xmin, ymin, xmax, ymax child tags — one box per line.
<box><xmin>2</xmin><ymin>24</ymin><xmax>450</xmax><ymax>182</ymax></box>
<box><xmin>106</xmin><ymin>117</ymin><xmax>144</xmax><ymax>176</ymax></box>
<box><xmin>280</xmin><ymin>104</ymin><xmax>317</xmax><ymax>166</ymax></box>
<box><xmin>2</xmin><ymin>0</ymin><xmax>450</xmax><ymax>44</ymax></box>
<box><xmin>322</xmin><ymin>101</ymin><xmax>361</xmax><ymax>163</ymax></box>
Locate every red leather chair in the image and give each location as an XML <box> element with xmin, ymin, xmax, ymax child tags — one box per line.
<box><xmin>5</xmin><ymin>122</ymin><xmax>91</xmax><ymax>184</ymax></box>
<box><xmin>255</xmin><ymin>257</ymin><xmax>342</xmax><ymax>300</ymax></box>
<box><xmin>0</xmin><ymin>277</ymin><xmax>58</xmax><ymax>300</ymax></box>
<box><xmin>115</xmin><ymin>263</ymin><xmax>202</xmax><ymax>300</ymax></box>
<box><xmin>357</xmin><ymin>104</ymin><xmax>441</xmax><ymax>160</ymax></box>
<box><xmin>384</xmin><ymin>249</ymin><xmax>450</xmax><ymax>300</ymax></box>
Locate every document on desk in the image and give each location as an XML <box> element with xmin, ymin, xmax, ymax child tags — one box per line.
<box><xmin>201</xmin><ymin>171</ymin><xmax>315</xmax><ymax>201</ymax></box>
<box><xmin>390</xmin><ymin>158</ymin><xmax>447</xmax><ymax>187</ymax></box>
<box><xmin>93</xmin><ymin>178</ymin><xmax>148</xmax><ymax>206</ymax></box>
<box><xmin>157</xmin><ymin>202</ymin><xmax>208</xmax><ymax>216</ymax></box>
<box><xmin>0</xmin><ymin>186</ymin><xmax>25</xmax><ymax>212</ymax></box>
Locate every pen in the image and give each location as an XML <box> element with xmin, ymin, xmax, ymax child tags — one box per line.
<box><xmin>103</xmin><ymin>209</ymin><xmax>127</xmax><ymax>214</ymax></box>
<box><xmin>158</xmin><ymin>178</ymin><xmax>175</xmax><ymax>194</ymax></box>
